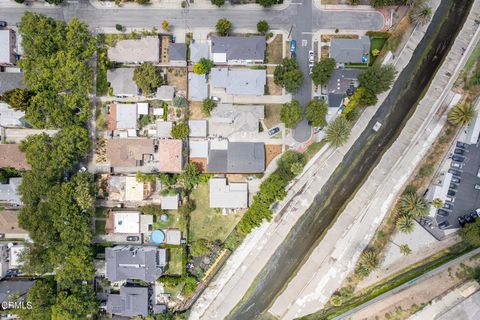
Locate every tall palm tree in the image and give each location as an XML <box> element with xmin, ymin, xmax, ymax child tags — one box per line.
<box><xmin>359</xmin><ymin>250</ymin><xmax>379</xmax><ymax>271</ymax></box>
<box><xmin>399</xmin><ymin>193</ymin><xmax>429</xmax><ymax>217</ymax></box>
<box><xmin>326</xmin><ymin>117</ymin><xmax>351</xmax><ymax>148</ymax></box>
<box><xmin>410</xmin><ymin>2</ymin><xmax>433</xmax><ymax>26</ymax></box>
<box><xmin>399</xmin><ymin>244</ymin><xmax>412</xmax><ymax>256</ymax></box>
<box><xmin>448</xmin><ymin>103</ymin><xmax>477</xmax><ymax>127</ymax></box>
<box><xmin>396</xmin><ymin>214</ymin><xmax>415</xmax><ymax>234</ymax></box>
<box><xmin>432</xmin><ymin>198</ymin><xmax>444</xmax><ymax>209</ymax></box>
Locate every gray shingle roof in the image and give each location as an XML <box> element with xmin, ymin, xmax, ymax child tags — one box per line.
<box><xmin>211</xmin><ymin>36</ymin><xmax>266</xmax><ymax>62</ymax></box>
<box><xmin>107</xmin><ymin>68</ymin><xmax>138</xmax><ymax>96</ymax></box>
<box><xmin>0</xmin><ymin>30</ymin><xmax>15</xmax><ymax>65</ymax></box>
<box><xmin>0</xmin><ymin>177</ymin><xmax>22</xmax><ymax>205</ymax></box>
<box><xmin>106</xmin><ymin>246</ymin><xmax>167</xmax><ymax>282</ymax></box>
<box><xmin>188</xmin><ymin>73</ymin><xmax>208</xmax><ymax>101</ymax></box>
<box><xmin>190</xmin><ymin>42</ymin><xmax>209</xmax><ymax>62</ymax></box>
<box><xmin>210</xmin><ymin>104</ymin><xmax>264</xmax><ymax>133</ymax></box>
<box><xmin>330</xmin><ymin>37</ymin><xmax>371</xmax><ymax>64</ymax></box>
<box><xmin>0</xmin><ymin>280</ymin><xmax>35</xmax><ymax>305</ymax></box>
<box><xmin>328</xmin><ymin>93</ymin><xmax>344</xmax><ymax>109</ymax></box>
<box><xmin>169</xmin><ymin>43</ymin><xmax>187</xmax><ymax>62</ymax></box>
<box><xmin>0</xmin><ymin>72</ymin><xmax>25</xmax><ymax>96</ymax></box>
<box><xmin>106</xmin><ymin>285</ymin><xmax>149</xmax><ymax>317</ymax></box>
<box><xmin>327</xmin><ymin>69</ymin><xmax>361</xmax><ymax>94</ymax></box>
<box><xmin>207</xmin><ymin>142</ymin><xmax>265</xmax><ymax>173</ymax></box>
<box><xmin>211</xmin><ymin>68</ymin><xmax>266</xmax><ymax>96</ymax></box>
<box><xmin>156</xmin><ymin>85</ymin><xmax>175</xmax><ymax>101</ymax></box>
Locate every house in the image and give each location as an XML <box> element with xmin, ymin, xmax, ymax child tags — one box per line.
<box><xmin>0</xmin><ymin>210</ymin><xmax>29</xmax><ymax>240</ymax></box>
<box><xmin>207</xmin><ymin>142</ymin><xmax>265</xmax><ymax>173</ymax></box>
<box><xmin>156</xmin><ymin>120</ymin><xmax>173</xmax><ymax>138</ymax></box>
<box><xmin>327</xmin><ymin>93</ymin><xmax>345</xmax><ymax>109</ymax></box>
<box><xmin>168</xmin><ymin>43</ymin><xmax>187</xmax><ymax>66</ymax></box>
<box><xmin>107</xmin><ymin>103</ymin><xmax>138</xmax><ymax>131</ymax></box>
<box><xmin>188</xmin><ymin>73</ymin><xmax>208</xmax><ymax>101</ymax></box>
<box><xmin>106</xmin><ymin>138</ymin><xmax>155</xmax><ymax>168</ymax></box>
<box><xmin>211</xmin><ymin>36</ymin><xmax>266</xmax><ymax>64</ymax></box>
<box><xmin>108</xmin><ymin>36</ymin><xmax>160</xmax><ymax>63</ymax></box>
<box><xmin>159</xmin><ymin>139</ymin><xmax>184</xmax><ymax>173</ymax></box>
<box><xmin>105</xmin><ymin>246</ymin><xmax>167</xmax><ymax>282</ymax></box>
<box><xmin>107</xmin><ymin>68</ymin><xmax>138</xmax><ymax>97</ymax></box>
<box><xmin>211</xmin><ymin>68</ymin><xmax>266</xmax><ymax>96</ymax></box>
<box><xmin>160</xmin><ymin>193</ymin><xmax>179</xmax><ymax>210</ymax></box>
<box><xmin>106</xmin><ymin>284</ymin><xmax>150</xmax><ymax>317</ymax></box>
<box><xmin>9</xmin><ymin>244</ymin><xmax>25</xmax><ymax>269</ymax></box>
<box><xmin>330</xmin><ymin>37</ymin><xmax>371</xmax><ymax>64</ymax></box>
<box><xmin>189</xmin><ymin>140</ymin><xmax>209</xmax><ymax>172</ymax></box>
<box><xmin>0</xmin><ymin>29</ymin><xmax>16</xmax><ymax>66</ymax></box>
<box><xmin>137</xmin><ymin>102</ymin><xmax>149</xmax><ymax>116</ymax></box>
<box><xmin>113</xmin><ymin>211</ymin><xmax>141</xmax><ymax>234</ymax></box>
<box><xmin>165</xmin><ymin>229</ymin><xmax>182</xmax><ymax>245</ymax></box>
<box><xmin>0</xmin><ymin>102</ymin><xmax>25</xmax><ymax>127</ymax></box>
<box><xmin>0</xmin><ymin>145</ymin><xmax>30</xmax><ymax>170</ymax></box>
<box><xmin>0</xmin><ymin>280</ymin><xmax>35</xmax><ymax>306</ymax></box>
<box><xmin>108</xmin><ymin>176</ymin><xmax>147</xmax><ymax>202</ymax></box>
<box><xmin>326</xmin><ymin>69</ymin><xmax>361</xmax><ymax>95</ymax></box>
<box><xmin>465</xmin><ymin>97</ymin><xmax>480</xmax><ymax>145</ymax></box>
<box><xmin>0</xmin><ymin>177</ymin><xmax>22</xmax><ymax>206</ymax></box>
<box><xmin>209</xmin><ymin>178</ymin><xmax>248</xmax><ymax>209</ymax></box>
<box><xmin>190</xmin><ymin>42</ymin><xmax>210</xmax><ymax>63</ymax></box>
<box><xmin>156</xmin><ymin>85</ymin><xmax>176</xmax><ymax>101</ymax></box>
<box><xmin>210</xmin><ymin>104</ymin><xmax>264</xmax><ymax>133</ymax></box>
<box><xmin>188</xmin><ymin>120</ymin><xmax>208</xmax><ymax>138</ymax></box>
<box><xmin>0</xmin><ymin>72</ymin><xmax>25</xmax><ymax>95</ymax></box>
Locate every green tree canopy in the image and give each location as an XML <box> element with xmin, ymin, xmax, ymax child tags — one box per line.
<box><xmin>133</xmin><ymin>63</ymin><xmax>163</xmax><ymax>95</ymax></box>
<box><xmin>311</xmin><ymin>58</ymin><xmax>336</xmax><ymax>86</ymax></box>
<box><xmin>171</xmin><ymin>122</ymin><xmax>189</xmax><ymax>139</ymax></box>
<box><xmin>396</xmin><ymin>214</ymin><xmax>415</xmax><ymax>234</ymax></box>
<box><xmin>173</xmin><ymin>96</ymin><xmax>188</xmax><ymax>108</ymax></box>
<box><xmin>448</xmin><ymin>103</ymin><xmax>477</xmax><ymax>126</ymax></box>
<box><xmin>216</xmin><ymin>18</ymin><xmax>232</xmax><ymax>36</ymax></box>
<box><xmin>305</xmin><ymin>99</ymin><xmax>328</xmax><ymax>127</ymax></box>
<box><xmin>280</xmin><ymin>100</ymin><xmax>303</xmax><ymax>129</ymax></box>
<box><xmin>399</xmin><ymin>193</ymin><xmax>429</xmax><ymax>217</ymax></box>
<box><xmin>257</xmin><ymin>20</ymin><xmax>269</xmax><ymax>35</ymax></box>
<box><xmin>193</xmin><ymin>58</ymin><xmax>214</xmax><ymax>75</ymax></box>
<box><xmin>0</xmin><ymin>88</ymin><xmax>34</xmax><ymax>112</ymax></box>
<box><xmin>459</xmin><ymin>219</ymin><xmax>480</xmax><ymax>247</ymax></box>
<box><xmin>325</xmin><ymin>117</ymin><xmax>351</xmax><ymax>147</ymax></box>
<box><xmin>211</xmin><ymin>0</ymin><xmax>225</xmax><ymax>7</ymax></box>
<box><xmin>274</xmin><ymin>58</ymin><xmax>304</xmax><ymax>93</ymax></box>
<box><xmin>179</xmin><ymin>163</ymin><xmax>201</xmax><ymax>190</ymax></box>
<box><xmin>258</xmin><ymin>0</ymin><xmax>277</xmax><ymax>7</ymax></box>
<box><xmin>410</xmin><ymin>0</ymin><xmax>432</xmax><ymax>26</ymax></box>
<box><xmin>202</xmin><ymin>98</ymin><xmax>217</xmax><ymax>115</ymax></box>
<box><xmin>11</xmin><ymin>277</ymin><xmax>57</xmax><ymax>320</ymax></box>
<box><xmin>358</xmin><ymin>64</ymin><xmax>397</xmax><ymax>94</ymax></box>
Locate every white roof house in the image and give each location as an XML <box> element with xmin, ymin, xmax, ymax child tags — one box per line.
<box><xmin>209</xmin><ymin>178</ymin><xmax>248</xmax><ymax>209</ymax></box>
<box><xmin>188</xmin><ymin>120</ymin><xmax>208</xmax><ymax>138</ymax></box>
<box><xmin>137</xmin><ymin>103</ymin><xmax>149</xmax><ymax>116</ymax></box>
<box><xmin>188</xmin><ymin>73</ymin><xmax>208</xmax><ymax>101</ymax></box>
<box><xmin>116</xmin><ymin>104</ymin><xmax>138</xmax><ymax>130</ymax></box>
<box><xmin>189</xmin><ymin>140</ymin><xmax>209</xmax><ymax>158</ymax></box>
<box><xmin>9</xmin><ymin>244</ymin><xmax>25</xmax><ymax>269</ymax></box>
<box><xmin>160</xmin><ymin>194</ymin><xmax>179</xmax><ymax>210</ymax></box>
<box><xmin>0</xmin><ymin>102</ymin><xmax>24</xmax><ymax>127</ymax></box>
<box><xmin>210</xmin><ymin>104</ymin><xmax>264</xmax><ymax>133</ymax></box>
<box><xmin>156</xmin><ymin>121</ymin><xmax>173</xmax><ymax>138</ymax></box>
<box><xmin>107</xmin><ymin>68</ymin><xmax>138</xmax><ymax>97</ymax></box>
<box><xmin>0</xmin><ymin>30</ymin><xmax>15</xmax><ymax>65</ymax></box>
<box><xmin>124</xmin><ymin>176</ymin><xmax>144</xmax><ymax>202</ymax></box>
<box><xmin>156</xmin><ymin>85</ymin><xmax>175</xmax><ymax>101</ymax></box>
<box><xmin>465</xmin><ymin>98</ymin><xmax>480</xmax><ymax>145</ymax></box>
<box><xmin>113</xmin><ymin>211</ymin><xmax>141</xmax><ymax>234</ymax></box>
<box><xmin>108</xmin><ymin>36</ymin><xmax>160</xmax><ymax>63</ymax></box>
<box><xmin>210</xmin><ymin>68</ymin><xmax>266</xmax><ymax>96</ymax></box>
<box><xmin>165</xmin><ymin>229</ymin><xmax>182</xmax><ymax>245</ymax></box>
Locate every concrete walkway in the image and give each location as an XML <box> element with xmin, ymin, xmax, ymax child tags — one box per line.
<box><xmin>269</xmin><ymin>1</ymin><xmax>480</xmax><ymax>318</ymax></box>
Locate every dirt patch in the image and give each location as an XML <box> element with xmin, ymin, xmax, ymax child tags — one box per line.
<box><xmin>267</xmin><ymin>65</ymin><xmax>277</xmax><ymax>75</ymax></box>
<box><xmin>226</xmin><ymin>174</ymin><xmax>247</xmax><ymax>183</ymax></box>
<box><xmin>264</xmin><ymin>104</ymin><xmax>283</xmax><ymax>129</ymax></box>
<box><xmin>190</xmin><ymin>158</ymin><xmax>207</xmax><ymax>172</ymax></box>
<box><xmin>321</xmin><ymin>34</ymin><xmax>359</xmax><ymax>42</ymax></box>
<box><xmin>266</xmin><ymin>34</ymin><xmax>283</xmax><ymax>64</ymax></box>
<box><xmin>265</xmin><ymin>144</ymin><xmax>283</xmax><ymax>167</ymax></box>
<box><xmin>189</xmin><ymin>101</ymin><xmax>207</xmax><ymax>119</ymax></box>
<box><xmin>166</xmin><ymin>67</ymin><xmax>188</xmax><ymax>93</ymax></box>
<box><xmin>321</xmin><ymin>46</ymin><xmax>330</xmax><ymax>59</ymax></box>
<box><xmin>267</xmin><ymin>77</ymin><xmax>282</xmax><ymax>96</ymax></box>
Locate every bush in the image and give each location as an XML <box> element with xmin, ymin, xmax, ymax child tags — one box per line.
<box><xmin>193</xmin><ymin>58</ymin><xmax>214</xmax><ymax>75</ymax></box>
<box><xmin>365</xmin><ymin>31</ymin><xmax>391</xmax><ymax>38</ymax></box>
<box><xmin>191</xmin><ymin>239</ymin><xmax>211</xmax><ymax>257</ymax></box>
<box><xmin>202</xmin><ymin>98</ymin><xmax>217</xmax><ymax>115</ymax></box>
<box><xmin>211</xmin><ymin>0</ymin><xmax>225</xmax><ymax>7</ymax></box>
<box><xmin>257</xmin><ymin>20</ymin><xmax>269</xmax><ymax>35</ymax></box>
<box><xmin>216</xmin><ymin>18</ymin><xmax>232</xmax><ymax>36</ymax></box>
<box><xmin>417</xmin><ymin>164</ymin><xmax>434</xmax><ymax>178</ymax></box>
<box><xmin>171</xmin><ymin>122</ymin><xmax>189</xmax><ymax>139</ymax></box>
<box><xmin>115</xmin><ymin>24</ymin><xmax>123</xmax><ymax>32</ymax></box>
<box><xmin>173</xmin><ymin>96</ymin><xmax>188</xmax><ymax>108</ymax></box>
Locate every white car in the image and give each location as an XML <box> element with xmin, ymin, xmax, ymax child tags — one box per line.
<box><xmin>446</xmin><ymin>196</ymin><xmax>455</xmax><ymax>203</ymax></box>
<box><xmin>308</xmin><ymin>50</ymin><xmax>314</xmax><ymax>63</ymax></box>
<box><xmin>451</xmin><ymin>162</ymin><xmax>463</xmax><ymax>169</ymax></box>
<box><xmin>211</xmin><ymin>96</ymin><xmax>221</xmax><ymax>102</ymax></box>
<box><xmin>309</xmin><ymin>65</ymin><xmax>313</xmax><ymax>75</ymax></box>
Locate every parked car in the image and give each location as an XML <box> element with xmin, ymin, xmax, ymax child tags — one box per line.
<box><xmin>438</xmin><ymin>220</ymin><xmax>451</xmax><ymax>230</ymax></box>
<box><xmin>290</xmin><ymin>40</ymin><xmax>296</xmax><ymax>53</ymax></box>
<box><xmin>475</xmin><ymin>208</ymin><xmax>480</xmax><ymax>217</ymax></box>
<box><xmin>443</xmin><ymin>202</ymin><xmax>453</xmax><ymax>210</ymax></box>
<box><xmin>451</xmin><ymin>162</ymin><xmax>464</xmax><ymax>169</ymax></box>
<box><xmin>464</xmin><ymin>214</ymin><xmax>474</xmax><ymax>224</ymax></box>
<box><xmin>458</xmin><ymin>216</ymin><xmax>466</xmax><ymax>227</ymax></box>
<box><xmin>448</xmin><ymin>169</ymin><xmax>462</xmax><ymax>177</ymax></box>
<box><xmin>309</xmin><ymin>65</ymin><xmax>313</xmax><ymax>75</ymax></box>
<box><xmin>469</xmin><ymin>211</ymin><xmax>478</xmax><ymax>222</ymax></box>
<box><xmin>308</xmin><ymin>50</ymin><xmax>314</xmax><ymax>63</ymax></box>
<box><xmin>210</xmin><ymin>96</ymin><xmax>221</xmax><ymax>102</ymax></box>
<box><xmin>449</xmin><ymin>183</ymin><xmax>457</xmax><ymax>189</ymax></box>
<box><xmin>447</xmin><ymin>189</ymin><xmax>456</xmax><ymax>196</ymax></box>
<box><xmin>446</xmin><ymin>195</ymin><xmax>455</xmax><ymax>203</ymax></box>
<box><xmin>268</xmin><ymin>127</ymin><xmax>281</xmax><ymax>136</ymax></box>
<box><xmin>126</xmin><ymin>236</ymin><xmax>140</xmax><ymax>242</ymax></box>
<box><xmin>456</xmin><ymin>141</ymin><xmax>468</xmax><ymax>149</ymax></box>
<box><xmin>437</xmin><ymin>209</ymin><xmax>449</xmax><ymax>217</ymax></box>
<box><xmin>475</xmin><ymin>184</ymin><xmax>480</xmax><ymax>190</ymax></box>
<box><xmin>0</xmin><ymin>21</ymin><xmax>6</xmax><ymax>28</ymax></box>
<box><xmin>451</xmin><ymin>177</ymin><xmax>461</xmax><ymax>184</ymax></box>
<box><xmin>454</xmin><ymin>148</ymin><xmax>466</xmax><ymax>155</ymax></box>
<box><xmin>452</xmin><ymin>155</ymin><xmax>465</xmax><ymax>162</ymax></box>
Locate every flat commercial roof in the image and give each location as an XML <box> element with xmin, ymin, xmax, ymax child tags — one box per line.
<box><xmin>124</xmin><ymin>176</ymin><xmax>144</xmax><ymax>202</ymax></box>
<box><xmin>113</xmin><ymin>211</ymin><xmax>141</xmax><ymax>234</ymax></box>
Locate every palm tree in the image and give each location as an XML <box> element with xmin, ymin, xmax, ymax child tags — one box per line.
<box><xmin>448</xmin><ymin>103</ymin><xmax>477</xmax><ymax>127</ymax></box>
<box><xmin>432</xmin><ymin>198</ymin><xmax>444</xmax><ymax>209</ymax></box>
<box><xmin>399</xmin><ymin>244</ymin><xmax>412</xmax><ymax>256</ymax></box>
<box><xmin>399</xmin><ymin>193</ymin><xmax>429</xmax><ymax>217</ymax></box>
<box><xmin>410</xmin><ymin>2</ymin><xmax>432</xmax><ymax>26</ymax></box>
<box><xmin>359</xmin><ymin>250</ymin><xmax>379</xmax><ymax>271</ymax></box>
<box><xmin>326</xmin><ymin>117</ymin><xmax>351</xmax><ymax>147</ymax></box>
<box><xmin>396</xmin><ymin>214</ymin><xmax>415</xmax><ymax>234</ymax></box>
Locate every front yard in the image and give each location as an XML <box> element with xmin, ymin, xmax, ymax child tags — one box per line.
<box><xmin>264</xmin><ymin>104</ymin><xmax>283</xmax><ymax>129</ymax></box>
<box><xmin>266</xmin><ymin>34</ymin><xmax>283</xmax><ymax>64</ymax></box>
<box><xmin>189</xmin><ymin>183</ymin><xmax>243</xmax><ymax>243</ymax></box>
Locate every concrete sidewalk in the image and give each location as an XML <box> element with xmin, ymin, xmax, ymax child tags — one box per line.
<box><xmin>269</xmin><ymin>1</ymin><xmax>480</xmax><ymax>318</ymax></box>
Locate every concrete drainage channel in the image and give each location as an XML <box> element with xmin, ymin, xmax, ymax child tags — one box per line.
<box><xmin>228</xmin><ymin>1</ymin><xmax>476</xmax><ymax>319</ymax></box>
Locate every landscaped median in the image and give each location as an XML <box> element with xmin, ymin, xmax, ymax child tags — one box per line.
<box><xmin>301</xmin><ymin>242</ymin><xmax>476</xmax><ymax>319</ymax></box>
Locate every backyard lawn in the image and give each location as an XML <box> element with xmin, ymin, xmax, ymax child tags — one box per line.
<box><xmin>370</xmin><ymin>37</ymin><xmax>387</xmax><ymax>65</ymax></box>
<box><xmin>152</xmin><ymin>209</ymin><xmax>188</xmax><ymax>235</ymax></box>
<box><xmin>189</xmin><ymin>183</ymin><xmax>243</xmax><ymax>243</ymax></box>
<box><xmin>166</xmin><ymin>247</ymin><xmax>184</xmax><ymax>276</ymax></box>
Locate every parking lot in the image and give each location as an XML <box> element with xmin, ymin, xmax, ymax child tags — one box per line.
<box><xmin>436</xmin><ymin>141</ymin><xmax>480</xmax><ymax>229</ymax></box>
